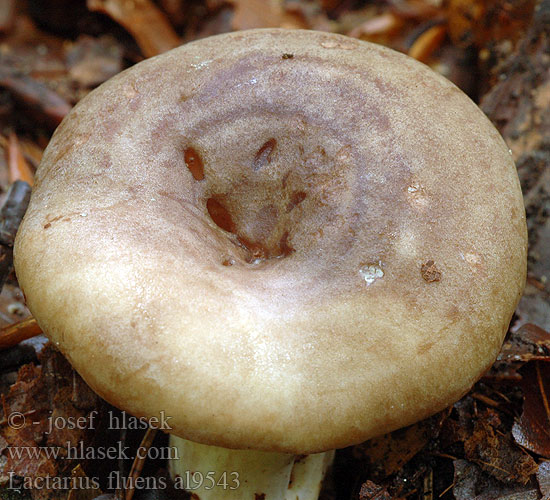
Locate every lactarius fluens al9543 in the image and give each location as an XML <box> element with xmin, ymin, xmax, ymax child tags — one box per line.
<box><xmin>14</xmin><ymin>29</ymin><xmax>527</xmax><ymax>499</ymax></box>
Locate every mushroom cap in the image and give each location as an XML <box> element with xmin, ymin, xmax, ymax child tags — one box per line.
<box><xmin>14</xmin><ymin>29</ymin><xmax>526</xmax><ymax>454</ymax></box>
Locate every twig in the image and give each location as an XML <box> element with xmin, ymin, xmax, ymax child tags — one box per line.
<box><xmin>423</xmin><ymin>469</ymin><xmax>433</xmax><ymax>500</ymax></box>
<box><xmin>0</xmin><ymin>317</ymin><xmax>42</xmax><ymax>350</ymax></box>
<box><xmin>438</xmin><ymin>481</ymin><xmax>455</xmax><ymax>498</ymax></box>
<box><xmin>471</xmin><ymin>393</ymin><xmax>501</xmax><ymax>408</ymax></box>
<box><xmin>408</xmin><ymin>23</ymin><xmax>447</xmax><ymax>63</ymax></box>
<box><xmin>430</xmin><ymin>452</ymin><xmax>458</xmax><ymax>461</ymax></box>
<box><xmin>115</xmin><ymin>428</ymin><xmax>127</xmax><ymax>500</ymax></box>
<box><xmin>7</xmin><ymin>132</ymin><xmax>34</xmax><ymax>185</ymax></box>
<box><xmin>475</xmin><ymin>459</ymin><xmax>511</xmax><ymax>475</ymax></box>
<box><xmin>125</xmin><ymin>427</ymin><xmax>158</xmax><ymax>500</ymax></box>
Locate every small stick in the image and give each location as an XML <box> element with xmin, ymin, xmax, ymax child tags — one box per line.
<box><xmin>408</xmin><ymin>24</ymin><xmax>447</xmax><ymax>63</ymax></box>
<box><xmin>125</xmin><ymin>427</ymin><xmax>158</xmax><ymax>500</ymax></box>
<box><xmin>430</xmin><ymin>452</ymin><xmax>458</xmax><ymax>461</ymax></box>
<box><xmin>471</xmin><ymin>392</ymin><xmax>500</xmax><ymax>408</ymax></box>
<box><xmin>7</xmin><ymin>132</ymin><xmax>34</xmax><ymax>185</ymax></box>
<box><xmin>438</xmin><ymin>481</ymin><xmax>455</xmax><ymax>498</ymax></box>
<box><xmin>0</xmin><ymin>317</ymin><xmax>42</xmax><ymax>350</ymax></box>
<box><xmin>115</xmin><ymin>428</ymin><xmax>128</xmax><ymax>500</ymax></box>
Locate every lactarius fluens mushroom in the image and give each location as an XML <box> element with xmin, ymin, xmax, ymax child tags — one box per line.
<box><xmin>14</xmin><ymin>29</ymin><xmax>527</xmax><ymax>499</ymax></box>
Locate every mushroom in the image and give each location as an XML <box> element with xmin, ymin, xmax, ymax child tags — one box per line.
<box><xmin>14</xmin><ymin>29</ymin><xmax>527</xmax><ymax>499</ymax></box>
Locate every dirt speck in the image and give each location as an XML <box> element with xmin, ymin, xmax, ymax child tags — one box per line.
<box><xmin>421</xmin><ymin>260</ymin><xmax>442</xmax><ymax>282</ymax></box>
<box><xmin>320</xmin><ymin>40</ymin><xmax>356</xmax><ymax>50</ymax></box>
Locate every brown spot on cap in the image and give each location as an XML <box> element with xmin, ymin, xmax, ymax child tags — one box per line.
<box><xmin>282</xmin><ymin>53</ymin><xmax>294</xmax><ymax>59</ymax></box>
<box><xmin>287</xmin><ymin>191</ymin><xmax>307</xmax><ymax>212</ymax></box>
<box><xmin>421</xmin><ymin>260</ymin><xmax>442</xmax><ymax>283</ymax></box>
<box><xmin>206</xmin><ymin>197</ymin><xmax>236</xmax><ymax>234</ymax></box>
<box><xmin>278</xmin><ymin>231</ymin><xmax>295</xmax><ymax>257</ymax></box>
<box><xmin>184</xmin><ymin>147</ymin><xmax>205</xmax><ymax>181</ymax></box>
<box><xmin>253</xmin><ymin>138</ymin><xmax>276</xmax><ymax>171</ymax></box>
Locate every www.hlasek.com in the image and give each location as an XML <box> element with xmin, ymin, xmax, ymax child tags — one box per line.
<box><xmin>7</xmin><ymin>440</ymin><xmax>178</xmax><ymax>461</ymax></box>
<box><xmin>7</xmin><ymin>470</ymin><xmax>241</xmax><ymax>491</ymax></box>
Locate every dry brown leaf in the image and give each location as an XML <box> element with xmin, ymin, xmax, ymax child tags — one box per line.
<box><xmin>446</xmin><ymin>0</ymin><xmax>485</xmax><ymax>47</ymax></box>
<box><xmin>352</xmin><ymin>413</ymin><xmax>445</xmax><ymax>479</ymax></box>
<box><xmin>18</xmin><ymin>139</ymin><xmax>43</xmax><ymax>170</ymax></box>
<box><xmin>348</xmin><ymin>13</ymin><xmax>405</xmax><ymax>44</ymax></box>
<box><xmin>0</xmin><ymin>344</ymin><xmax>99</xmax><ymax>498</ymax></box>
<box><xmin>538</xmin><ymin>461</ymin><xmax>550</xmax><ymax>497</ymax></box>
<box><xmin>87</xmin><ymin>0</ymin><xmax>181</xmax><ymax>58</ymax></box>
<box><xmin>0</xmin><ymin>135</ymin><xmax>43</xmax><ymax>174</ymax></box>
<box><xmin>66</xmin><ymin>35</ymin><xmax>123</xmax><ymax>88</ymax></box>
<box><xmin>497</xmin><ymin>323</ymin><xmax>550</xmax><ymax>365</ymax></box>
<box><xmin>230</xmin><ymin>0</ymin><xmax>284</xmax><ymax>30</ymax></box>
<box><xmin>480</xmin><ymin>4</ymin><xmax>549</xmax><ymax>159</ymax></box>
<box><xmin>67</xmin><ymin>464</ymin><xmax>102</xmax><ymax>500</ymax></box>
<box><xmin>512</xmin><ymin>361</ymin><xmax>550</xmax><ymax>457</ymax></box>
<box><xmin>464</xmin><ymin>416</ymin><xmax>538</xmax><ymax>484</ymax></box>
<box><xmin>319</xmin><ymin>0</ymin><xmax>346</xmax><ymax>11</ymax></box>
<box><xmin>0</xmin><ymin>69</ymin><xmax>72</xmax><ymax>128</ymax></box>
<box><xmin>284</xmin><ymin>1</ymin><xmax>331</xmax><ymax>31</ymax></box>
<box><xmin>230</xmin><ymin>0</ymin><xmax>309</xmax><ymax>30</ymax></box>
<box><xmin>358</xmin><ymin>480</ymin><xmax>392</xmax><ymax>500</ymax></box>
<box><xmin>0</xmin><ymin>0</ymin><xmax>15</xmax><ymax>33</ymax></box>
<box><xmin>480</xmin><ymin>8</ymin><xmax>550</xmax><ymax>331</ymax></box>
<box><xmin>453</xmin><ymin>459</ymin><xmax>540</xmax><ymax>500</ymax></box>
<box><xmin>159</xmin><ymin>0</ymin><xmax>187</xmax><ymax>28</ymax></box>
<box><xmin>538</xmin><ymin>461</ymin><xmax>550</xmax><ymax>499</ymax></box>
<box><xmin>447</xmin><ymin>0</ymin><xmax>535</xmax><ymax>48</ymax></box>
<box><xmin>387</xmin><ymin>0</ymin><xmax>442</xmax><ymax>20</ymax></box>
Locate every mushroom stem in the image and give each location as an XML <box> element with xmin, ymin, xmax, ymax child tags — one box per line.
<box><xmin>168</xmin><ymin>436</ymin><xmax>334</xmax><ymax>499</ymax></box>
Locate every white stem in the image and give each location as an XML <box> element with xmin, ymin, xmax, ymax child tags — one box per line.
<box><xmin>168</xmin><ymin>436</ymin><xmax>334</xmax><ymax>500</ymax></box>
<box><xmin>285</xmin><ymin>451</ymin><xmax>335</xmax><ymax>500</ymax></box>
